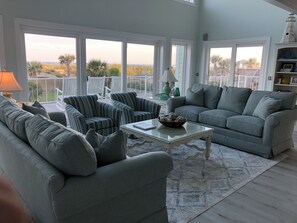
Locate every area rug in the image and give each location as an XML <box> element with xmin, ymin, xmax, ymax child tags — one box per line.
<box><xmin>127</xmin><ymin>138</ymin><xmax>286</xmax><ymax>223</ymax></box>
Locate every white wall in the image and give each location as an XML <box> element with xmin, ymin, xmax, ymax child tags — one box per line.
<box><xmin>0</xmin><ymin>0</ymin><xmax>200</xmax><ymax>99</ymax></box>
<box><xmin>197</xmin><ymin>0</ymin><xmax>291</xmax><ymax>90</ymax></box>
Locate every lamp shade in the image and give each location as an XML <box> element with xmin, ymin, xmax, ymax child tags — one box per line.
<box><xmin>0</xmin><ymin>71</ymin><xmax>23</xmax><ymax>92</ymax></box>
<box><xmin>161</xmin><ymin>68</ymin><xmax>178</xmax><ymax>83</ymax></box>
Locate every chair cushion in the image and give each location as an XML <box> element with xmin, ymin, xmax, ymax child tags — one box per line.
<box><xmin>133</xmin><ymin>111</ymin><xmax>154</xmax><ymax>122</ymax></box>
<box><xmin>217</xmin><ymin>86</ymin><xmax>252</xmax><ymax>114</ymax></box>
<box><xmin>243</xmin><ymin>90</ymin><xmax>297</xmax><ymax>115</ymax></box>
<box><xmin>86</xmin><ymin>117</ymin><xmax>114</xmax><ymax>130</ymax></box>
<box><xmin>199</xmin><ymin>109</ymin><xmax>238</xmax><ymax>128</ymax></box>
<box><xmin>22</xmin><ymin>101</ymin><xmax>50</xmax><ymax>119</ymax></box>
<box><xmin>185</xmin><ymin>88</ymin><xmax>204</xmax><ymax>106</ymax></box>
<box><xmin>25</xmin><ymin>115</ymin><xmax>97</xmax><ymax>176</ymax></box>
<box><xmin>85</xmin><ymin>129</ymin><xmax>127</xmax><ymax>167</ymax></box>
<box><xmin>175</xmin><ymin>105</ymin><xmax>209</xmax><ymax>122</ymax></box>
<box><xmin>192</xmin><ymin>84</ymin><xmax>222</xmax><ymax>109</ymax></box>
<box><xmin>227</xmin><ymin>115</ymin><xmax>265</xmax><ymax>137</ymax></box>
<box><xmin>252</xmin><ymin>96</ymin><xmax>282</xmax><ymax>120</ymax></box>
<box><xmin>5</xmin><ymin>109</ymin><xmax>33</xmax><ymax>143</ymax></box>
<box><xmin>111</xmin><ymin>92</ymin><xmax>137</xmax><ymax>110</ymax></box>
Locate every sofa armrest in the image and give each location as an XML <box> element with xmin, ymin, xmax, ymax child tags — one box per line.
<box><xmin>65</xmin><ymin>105</ymin><xmax>87</xmax><ymax>133</ymax></box>
<box><xmin>137</xmin><ymin>97</ymin><xmax>161</xmax><ymax>118</ymax></box>
<box><xmin>112</xmin><ymin>100</ymin><xmax>134</xmax><ymax>124</ymax></box>
<box><xmin>167</xmin><ymin>96</ymin><xmax>186</xmax><ymax>113</ymax></box>
<box><xmin>48</xmin><ymin>112</ymin><xmax>67</xmax><ymax>126</ymax></box>
<box><xmin>263</xmin><ymin>109</ymin><xmax>297</xmax><ymax>147</ymax></box>
<box><xmin>54</xmin><ymin>151</ymin><xmax>173</xmax><ymax>217</ymax></box>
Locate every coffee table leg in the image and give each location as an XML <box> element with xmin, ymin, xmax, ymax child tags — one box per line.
<box><xmin>205</xmin><ymin>135</ymin><xmax>211</xmax><ymax>160</ymax></box>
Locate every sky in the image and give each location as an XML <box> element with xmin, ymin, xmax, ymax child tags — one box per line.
<box><xmin>210</xmin><ymin>46</ymin><xmax>263</xmax><ymax>62</ymax></box>
<box><xmin>25</xmin><ymin>34</ymin><xmax>155</xmax><ymax>65</ymax></box>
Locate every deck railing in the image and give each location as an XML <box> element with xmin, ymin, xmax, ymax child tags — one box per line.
<box><xmin>208</xmin><ymin>75</ymin><xmax>259</xmax><ymax>90</ymax></box>
<box><xmin>28</xmin><ymin>75</ymin><xmax>154</xmax><ymax>103</ymax></box>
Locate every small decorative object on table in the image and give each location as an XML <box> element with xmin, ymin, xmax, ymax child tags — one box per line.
<box><xmin>158</xmin><ymin>112</ymin><xmax>187</xmax><ymax>128</ymax></box>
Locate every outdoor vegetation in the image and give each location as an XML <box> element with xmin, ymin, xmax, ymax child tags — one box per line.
<box><xmin>27</xmin><ymin>54</ymin><xmax>154</xmax><ymax>102</ymax></box>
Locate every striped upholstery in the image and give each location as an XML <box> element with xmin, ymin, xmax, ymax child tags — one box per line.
<box><xmin>64</xmin><ymin>95</ymin><xmax>121</xmax><ymax>135</ymax></box>
<box><xmin>111</xmin><ymin>92</ymin><xmax>161</xmax><ymax>124</ymax></box>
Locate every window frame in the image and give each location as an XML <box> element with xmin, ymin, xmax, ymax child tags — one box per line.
<box><xmin>0</xmin><ymin>15</ymin><xmax>6</xmax><ymax>70</ymax></box>
<box><xmin>15</xmin><ymin>18</ymin><xmax>166</xmax><ymax>101</ymax></box>
<box><xmin>201</xmin><ymin>37</ymin><xmax>270</xmax><ymax>90</ymax></box>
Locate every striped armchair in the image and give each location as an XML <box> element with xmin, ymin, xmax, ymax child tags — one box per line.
<box><xmin>64</xmin><ymin>95</ymin><xmax>121</xmax><ymax>136</ymax></box>
<box><xmin>111</xmin><ymin>92</ymin><xmax>161</xmax><ymax>125</ymax></box>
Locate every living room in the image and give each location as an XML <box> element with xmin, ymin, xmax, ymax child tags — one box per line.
<box><xmin>0</xmin><ymin>0</ymin><xmax>297</xmax><ymax>223</ymax></box>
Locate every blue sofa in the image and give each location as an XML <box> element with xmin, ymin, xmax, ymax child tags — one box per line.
<box><xmin>0</xmin><ymin>96</ymin><xmax>173</xmax><ymax>223</ymax></box>
<box><xmin>168</xmin><ymin>84</ymin><xmax>297</xmax><ymax>158</ymax></box>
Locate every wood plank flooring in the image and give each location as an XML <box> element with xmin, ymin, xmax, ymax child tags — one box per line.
<box><xmin>190</xmin><ymin>132</ymin><xmax>297</xmax><ymax>223</ymax></box>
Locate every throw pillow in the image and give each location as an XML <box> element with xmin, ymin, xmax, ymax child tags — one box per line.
<box><xmin>22</xmin><ymin>101</ymin><xmax>50</xmax><ymax>119</ymax></box>
<box><xmin>85</xmin><ymin>129</ymin><xmax>127</xmax><ymax>167</ymax></box>
<box><xmin>252</xmin><ymin>96</ymin><xmax>282</xmax><ymax>120</ymax></box>
<box><xmin>185</xmin><ymin>88</ymin><xmax>204</xmax><ymax>107</ymax></box>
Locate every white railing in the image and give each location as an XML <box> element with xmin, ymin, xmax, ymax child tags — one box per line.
<box><xmin>28</xmin><ymin>75</ymin><xmax>154</xmax><ymax>103</ymax></box>
<box><xmin>208</xmin><ymin>75</ymin><xmax>259</xmax><ymax>90</ymax></box>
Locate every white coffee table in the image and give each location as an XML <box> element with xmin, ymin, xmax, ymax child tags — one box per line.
<box><xmin>120</xmin><ymin>119</ymin><xmax>214</xmax><ymax>159</ymax></box>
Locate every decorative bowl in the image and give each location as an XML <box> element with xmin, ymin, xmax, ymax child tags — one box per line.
<box><xmin>158</xmin><ymin>116</ymin><xmax>186</xmax><ymax>128</ymax></box>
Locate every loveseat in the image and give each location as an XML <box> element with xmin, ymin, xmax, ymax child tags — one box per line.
<box><xmin>0</xmin><ymin>95</ymin><xmax>173</xmax><ymax>223</ymax></box>
<box><xmin>168</xmin><ymin>84</ymin><xmax>297</xmax><ymax>158</ymax></box>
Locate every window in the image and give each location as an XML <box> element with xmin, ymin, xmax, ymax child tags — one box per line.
<box><xmin>0</xmin><ymin>15</ymin><xmax>5</xmax><ymax>70</ymax></box>
<box><xmin>127</xmin><ymin>43</ymin><xmax>155</xmax><ymax>97</ymax></box>
<box><xmin>24</xmin><ymin>33</ymin><xmax>77</xmax><ymax>103</ymax></box>
<box><xmin>170</xmin><ymin>40</ymin><xmax>192</xmax><ymax>95</ymax></box>
<box><xmin>174</xmin><ymin>0</ymin><xmax>196</xmax><ymax>6</ymax></box>
<box><xmin>202</xmin><ymin>38</ymin><xmax>270</xmax><ymax>90</ymax></box>
<box><xmin>15</xmin><ymin>18</ymin><xmax>165</xmax><ymax>102</ymax></box>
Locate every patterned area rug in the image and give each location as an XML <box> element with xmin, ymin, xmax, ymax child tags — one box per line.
<box><xmin>127</xmin><ymin>138</ymin><xmax>286</xmax><ymax>223</ymax></box>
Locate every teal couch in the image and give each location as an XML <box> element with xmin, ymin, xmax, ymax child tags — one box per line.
<box><xmin>168</xmin><ymin>84</ymin><xmax>297</xmax><ymax>158</ymax></box>
<box><xmin>0</xmin><ymin>96</ymin><xmax>173</xmax><ymax>223</ymax></box>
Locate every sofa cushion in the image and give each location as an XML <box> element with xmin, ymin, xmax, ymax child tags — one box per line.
<box><xmin>243</xmin><ymin>90</ymin><xmax>297</xmax><ymax>115</ymax></box>
<box><xmin>217</xmin><ymin>86</ymin><xmax>252</xmax><ymax>114</ymax></box>
<box><xmin>192</xmin><ymin>84</ymin><xmax>222</xmax><ymax>109</ymax></box>
<box><xmin>227</xmin><ymin>115</ymin><xmax>265</xmax><ymax>137</ymax></box>
<box><xmin>0</xmin><ymin>100</ymin><xmax>19</xmax><ymax>124</ymax></box>
<box><xmin>22</xmin><ymin>101</ymin><xmax>50</xmax><ymax>119</ymax></box>
<box><xmin>253</xmin><ymin>96</ymin><xmax>281</xmax><ymax>120</ymax></box>
<box><xmin>175</xmin><ymin>105</ymin><xmax>209</xmax><ymax>122</ymax></box>
<box><xmin>85</xmin><ymin>129</ymin><xmax>126</xmax><ymax>167</ymax></box>
<box><xmin>199</xmin><ymin>109</ymin><xmax>238</xmax><ymax>128</ymax></box>
<box><xmin>5</xmin><ymin>109</ymin><xmax>33</xmax><ymax>143</ymax></box>
<box><xmin>25</xmin><ymin>115</ymin><xmax>97</xmax><ymax>176</ymax></box>
<box><xmin>185</xmin><ymin>88</ymin><xmax>204</xmax><ymax>106</ymax></box>
<box><xmin>85</xmin><ymin>117</ymin><xmax>114</xmax><ymax>130</ymax></box>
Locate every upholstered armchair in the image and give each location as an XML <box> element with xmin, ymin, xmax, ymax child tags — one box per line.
<box><xmin>111</xmin><ymin>92</ymin><xmax>161</xmax><ymax>125</ymax></box>
<box><xmin>64</xmin><ymin>95</ymin><xmax>121</xmax><ymax>135</ymax></box>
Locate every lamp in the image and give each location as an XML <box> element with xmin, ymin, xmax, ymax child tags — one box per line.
<box><xmin>0</xmin><ymin>70</ymin><xmax>23</xmax><ymax>103</ymax></box>
<box><xmin>161</xmin><ymin>68</ymin><xmax>177</xmax><ymax>95</ymax></box>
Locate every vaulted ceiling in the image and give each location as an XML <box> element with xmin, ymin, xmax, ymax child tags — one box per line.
<box><xmin>264</xmin><ymin>0</ymin><xmax>297</xmax><ymax>14</ymax></box>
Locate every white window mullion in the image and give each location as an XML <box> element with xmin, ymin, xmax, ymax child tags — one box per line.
<box><xmin>122</xmin><ymin>42</ymin><xmax>127</xmax><ymax>93</ymax></box>
<box><xmin>229</xmin><ymin>45</ymin><xmax>237</xmax><ymax>86</ymax></box>
<box><xmin>78</xmin><ymin>35</ymin><xmax>86</xmax><ymax>95</ymax></box>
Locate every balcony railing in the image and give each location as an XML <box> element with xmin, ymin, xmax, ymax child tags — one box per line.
<box><xmin>28</xmin><ymin>75</ymin><xmax>154</xmax><ymax>103</ymax></box>
<box><xmin>208</xmin><ymin>75</ymin><xmax>259</xmax><ymax>90</ymax></box>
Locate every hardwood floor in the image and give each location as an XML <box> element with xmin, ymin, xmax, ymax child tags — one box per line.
<box><xmin>190</xmin><ymin>132</ymin><xmax>297</xmax><ymax>223</ymax></box>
